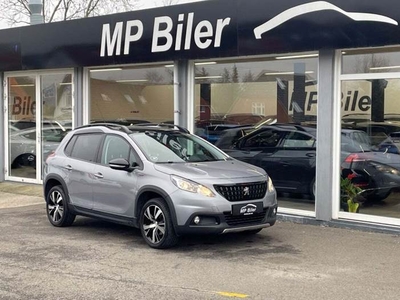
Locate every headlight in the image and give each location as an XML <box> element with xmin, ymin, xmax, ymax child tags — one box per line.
<box><xmin>267</xmin><ymin>178</ymin><xmax>275</xmax><ymax>193</ymax></box>
<box><xmin>170</xmin><ymin>175</ymin><xmax>215</xmax><ymax>197</ymax></box>
<box><xmin>370</xmin><ymin>162</ymin><xmax>400</xmax><ymax>176</ymax></box>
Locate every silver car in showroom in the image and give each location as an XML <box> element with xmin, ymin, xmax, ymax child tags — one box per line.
<box><xmin>10</xmin><ymin>126</ymin><xmax>70</xmax><ymax>169</ymax></box>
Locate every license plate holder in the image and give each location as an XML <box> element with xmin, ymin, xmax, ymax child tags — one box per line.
<box><xmin>232</xmin><ymin>202</ymin><xmax>263</xmax><ymax>216</ymax></box>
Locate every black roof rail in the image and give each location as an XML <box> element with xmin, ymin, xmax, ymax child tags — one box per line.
<box><xmin>271</xmin><ymin>123</ymin><xmax>308</xmax><ymax>132</ymax></box>
<box><xmin>134</xmin><ymin>123</ymin><xmax>190</xmax><ymax>134</ymax></box>
<box><xmin>293</xmin><ymin>125</ymin><xmax>307</xmax><ymax>131</ymax></box>
<box><xmin>76</xmin><ymin>123</ymin><xmax>131</xmax><ymax>133</ymax></box>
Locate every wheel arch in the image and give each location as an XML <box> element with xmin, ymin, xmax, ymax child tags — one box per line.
<box><xmin>135</xmin><ymin>186</ymin><xmax>178</xmax><ymax>229</ymax></box>
<box><xmin>11</xmin><ymin>153</ymin><xmax>36</xmax><ymax>168</ymax></box>
<box><xmin>44</xmin><ymin>175</ymin><xmax>69</xmax><ymax>203</ymax></box>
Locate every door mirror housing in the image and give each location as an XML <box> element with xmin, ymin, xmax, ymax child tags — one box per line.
<box><xmin>109</xmin><ymin>158</ymin><xmax>138</xmax><ymax>172</ymax></box>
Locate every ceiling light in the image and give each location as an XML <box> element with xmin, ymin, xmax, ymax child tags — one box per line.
<box><xmin>165</xmin><ymin>62</ymin><xmax>217</xmax><ymax>67</ymax></box>
<box><xmin>90</xmin><ymin>68</ymin><xmax>123</xmax><ymax>72</ymax></box>
<box><xmin>275</xmin><ymin>54</ymin><xmax>318</xmax><ymax>60</ymax></box>
<box><xmin>195</xmin><ymin>76</ymin><xmax>223</xmax><ymax>80</ymax></box>
<box><xmin>116</xmin><ymin>79</ymin><xmax>148</xmax><ymax>83</ymax></box>
<box><xmin>264</xmin><ymin>71</ymin><xmax>314</xmax><ymax>75</ymax></box>
<box><xmin>195</xmin><ymin>61</ymin><xmax>217</xmax><ymax>66</ymax></box>
<box><xmin>369</xmin><ymin>66</ymin><xmax>400</xmax><ymax>70</ymax></box>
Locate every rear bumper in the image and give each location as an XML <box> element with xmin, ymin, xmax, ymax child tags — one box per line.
<box><xmin>174</xmin><ymin>205</ymin><xmax>277</xmax><ymax>236</ymax></box>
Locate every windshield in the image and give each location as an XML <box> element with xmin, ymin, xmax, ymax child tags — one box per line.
<box><xmin>130</xmin><ymin>131</ymin><xmax>230</xmax><ymax>163</ymax></box>
<box><xmin>341</xmin><ymin>135</ymin><xmax>371</xmax><ymax>153</ymax></box>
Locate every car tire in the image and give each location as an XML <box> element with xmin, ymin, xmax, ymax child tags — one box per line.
<box><xmin>139</xmin><ymin>198</ymin><xmax>179</xmax><ymax>249</ymax></box>
<box><xmin>365</xmin><ymin>189</ymin><xmax>391</xmax><ymax>202</ymax></box>
<box><xmin>46</xmin><ymin>185</ymin><xmax>76</xmax><ymax>227</ymax></box>
<box><xmin>12</xmin><ymin>154</ymin><xmax>36</xmax><ymax>169</ymax></box>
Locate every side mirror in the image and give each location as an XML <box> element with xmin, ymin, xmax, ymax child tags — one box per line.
<box><xmin>109</xmin><ymin>158</ymin><xmax>138</xmax><ymax>172</ymax></box>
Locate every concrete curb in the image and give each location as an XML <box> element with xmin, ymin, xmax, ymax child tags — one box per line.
<box><xmin>0</xmin><ymin>192</ymin><xmax>43</xmax><ymax>209</ymax></box>
<box><xmin>0</xmin><ymin>182</ymin><xmax>43</xmax><ymax>209</ymax></box>
<box><xmin>0</xmin><ymin>182</ymin><xmax>42</xmax><ymax>197</ymax></box>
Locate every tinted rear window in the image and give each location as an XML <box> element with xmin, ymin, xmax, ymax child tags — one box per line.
<box><xmin>70</xmin><ymin>134</ymin><xmax>103</xmax><ymax>162</ymax></box>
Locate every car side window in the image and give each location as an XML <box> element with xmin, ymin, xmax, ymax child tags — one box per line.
<box><xmin>70</xmin><ymin>134</ymin><xmax>103</xmax><ymax>162</ymax></box>
<box><xmin>243</xmin><ymin>130</ymin><xmax>281</xmax><ymax>148</ymax></box>
<box><xmin>129</xmin><ymin>149</ymin><xmax>138</xmax><ymax>166</ymax></box>
<box><xmin>64</xmin><ymin>135</ymin><xmax>77</xmax><ymax>156</ymax></box>
<box><xmin>101</xmin><ymin>135</ymin><xmax>131</xmax><ymax>165</ymax></box>
<box><xmin>282</xmin><ymin>132</ymin><xmax>315</xmax><ymax>148</ymax></box>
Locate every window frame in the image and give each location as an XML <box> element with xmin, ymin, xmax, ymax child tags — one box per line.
<box><xmin>68</xmin><ymin>133</ymin><xmax>104</xmax><ymax>163</ymax></box>
<box><xmin>98</xmin><ymin>134</ymin><xmax>138</xmax><ymax>166</ymax></box>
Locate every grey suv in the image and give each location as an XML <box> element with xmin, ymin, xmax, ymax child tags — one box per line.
<box><xmin>44</xmin><ymin>124</ymin><xmax>277</xmax><ymax>249</ymax></box>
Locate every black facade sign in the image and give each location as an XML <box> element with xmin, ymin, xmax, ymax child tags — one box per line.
<box><xmin>0</xmin><ymin>0</ymin><xmax>400</xmax><ymax>71</ymax></box>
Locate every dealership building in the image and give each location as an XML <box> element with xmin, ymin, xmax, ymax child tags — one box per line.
<box><xmin>2</xmin><ymin>0</ymin><xmax>400</xmax><ymax>231</ymax></box>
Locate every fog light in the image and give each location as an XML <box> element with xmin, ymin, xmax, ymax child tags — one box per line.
<box><xmin>193</xmin><ymin>216</ymin><xmax>201</xmax><ymax>224</ymax></box>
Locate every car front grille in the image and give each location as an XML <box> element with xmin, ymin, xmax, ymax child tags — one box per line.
<box><xmin>223</xmin><ymin>209</ymin><xmax>267</xmax><ymax>226</ymax></box>
<box><xmin>214</xmin><ymin>181</ymin><xmax>267</xmax><ymax>202</ymax></box>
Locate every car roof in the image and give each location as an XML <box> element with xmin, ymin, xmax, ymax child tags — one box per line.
<box><xmin>74</xmin><ymin>123</ymin><xmax>190</xmax><ymax>135</ymax></box>
<box><xmin>341</xmin><ymin>128</ymin><xmax>367</xmax><ymax>134</ymax></box>
<box><xmin>91</xmin><ymin>119</ymin><xmax>151</xmax><ymax>126</ymax></box>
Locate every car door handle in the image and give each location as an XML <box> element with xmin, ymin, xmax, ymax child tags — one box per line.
<box><xmin>306</xmin><ymin>153</ymin><xmax>316</xmax><ymax>158</ymax></box>
<box><xmin>64</xmin><ymin>165</ymin><xmax>72</xmax><ymax>171</ymax></box>
<box><xmin>93</xmin><ymin>173</ymin><xmax>103</xmax><ymax>179</ymax></box>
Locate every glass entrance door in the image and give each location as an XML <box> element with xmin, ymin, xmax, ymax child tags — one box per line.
<box><xmin>5</xmin><ymin>72</ymin><xmax>74</xmax><ymax>183</ymax></box>
<box><xmin>7</xmin><ymin>76</ymin><xmax>38</xmax><ymax>181</ymax></box>
<box><xmin>40</xmin><ymin>73</ymin><xmax>73</xmax><ymax>181</ymax></box>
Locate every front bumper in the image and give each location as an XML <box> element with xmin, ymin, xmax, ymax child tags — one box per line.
<box><xmin>174</xmin><ymin>205</ymin><xmax>277</xmax><ymax>236</ymax></box>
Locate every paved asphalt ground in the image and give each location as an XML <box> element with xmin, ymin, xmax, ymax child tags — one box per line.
<box><xmin>1</xmin><ymin>183</ymin><xmax>400</xmax><ymax>299</ymax></box>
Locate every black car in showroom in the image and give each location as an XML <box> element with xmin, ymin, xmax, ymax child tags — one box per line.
<box><xmin>220</xmin><ymin>124</ymin><xmax>400</xmax><ymax>201</ymax></box>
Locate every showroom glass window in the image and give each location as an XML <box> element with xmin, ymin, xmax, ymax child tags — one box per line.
<box><xmin>340</xmin><ymin>47</ymin><xmax>400</xmax><ymax>220</ymax></box>
<box><xmin>6</xmin><ymin>73</ymin><xmax>73</xmax><ymax>182</ymax></box>
<box><xmin>193</xmin><ymin>54</ymin><xmax>318</xmax><ymax>212</ymax></box>
<box><xmin>89</xmin><ymin>65</ymin><xmax>174</xmax><ymax>125</ymax></box>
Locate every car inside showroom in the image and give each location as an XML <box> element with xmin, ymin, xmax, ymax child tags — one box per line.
<box><xmin>2</xmin><ymin>0</ymin><xmax>400</xmax><ymax>230</ymax></box>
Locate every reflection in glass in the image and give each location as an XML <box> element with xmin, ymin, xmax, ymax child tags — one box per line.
<box><xmin>341</xmin><ymin>78</ymin><xmax>400</xmax><ymax>219</ymax></box>
<box><xmin>8</xmin><ymin>76</ymin><xmax>37</xmax><ymax>179</ymax></box>
<box><xmin>41</xmin><ymin>74</ymin><xmax>73</xmax><ymax>179</ymax></box>
<box><xmin>342</xmin><ymin>47</ymin><xmax>400</xmax><ymax>74</ymax></box>
<box><xmin>194</xmin><ymin>55</ymin><xmax>318</xmax><ymax>212</ymax></box>
<box><xmin>7</xmin><ymin>74</ymin><xmax>73</xmax><ymax>180</ymax></box>
<box><xmin>89</xmin><ymin>66</ymin><xmax>174</xmax><ymax>125</ymax></box>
